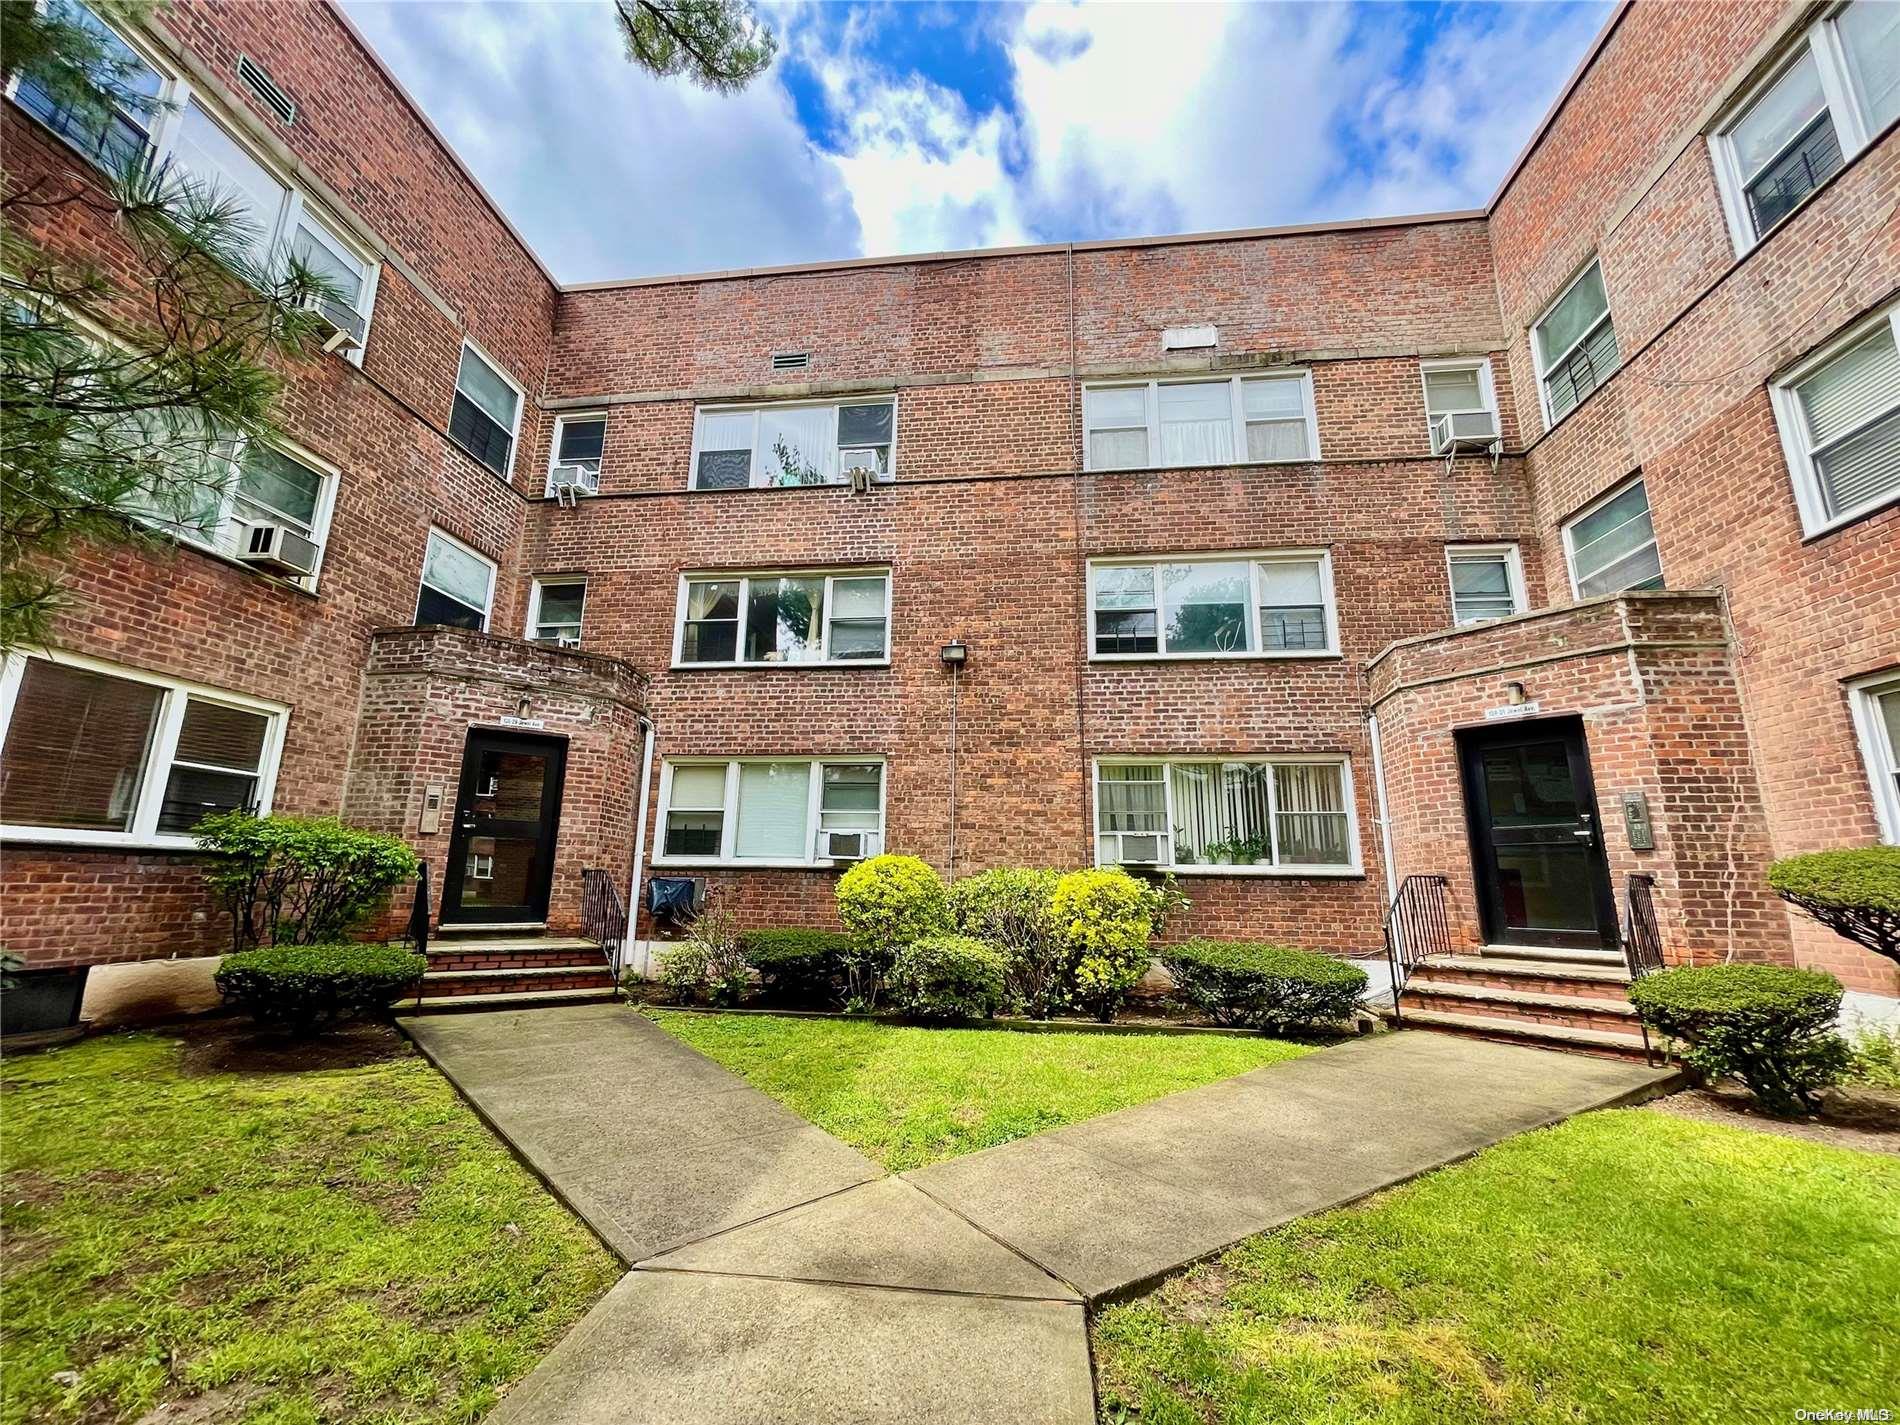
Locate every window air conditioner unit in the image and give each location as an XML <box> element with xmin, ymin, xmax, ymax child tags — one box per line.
<box><xmin>556</xmin><ymin>634</ymin><xmax>581</xmax><ymax>649</ymax></box>
<box><xmin>1429</xmin><ymin>410</ymin><xmax>1500</xmax><ymax>455</ymax></box>
<box><xmin>238</xmin><ymin>521</ymin><xmax>320</xmax><ymax>578</ymax></box>
<box><xmin>300</xmin><ymin>295</ymin><xmax>364</xmax><ymax>354</ymax></box>
<box><xmin>821</xmin><ymin>830</ymin><xmax>879</xmax><ymax>862</ymax></box>
<box><xmin>1108</xmin><ymin>833</ymin><xmax>1165</xmax><ymax>866</ymax></box>
<box><xmin>840</xmin><ymin>448</ymin><xmax>881</xmax><ymax>494</ymax></box>
<box><xmin>550</xmin><ymin>462</ymin><xmax>599</xmax><ymax>497</ymax></box>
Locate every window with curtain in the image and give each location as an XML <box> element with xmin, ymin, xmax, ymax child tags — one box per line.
<box><xmin>0</xmin><ymin>655</ymin><xmax>282</xmax><ymax>843</ymax></box>
<box><xmin>676</xmin><ymin>571</ymin><xmax>889</xmax><ymax>665</ymax></box>
<box><xmin>1774</xmin><ymin>303</ymin><xmax>1900</xmax><ymax>534</ymax></box>
<box><xmin>1534</xmin><ymin>260</ymin><xmax>1619</xmax><ymax>425</ymax></box>
<box><xmin>1564</xmin><ymin>479</ymin><xmax>1663</xmax><ymax>598</ymax></box>
<box><xmin>1091</xmin><ymin>554</ymin><xmax>1333</xmax><ymax>658</ymax></box>
<box><xmin>691</xmin><ymin>399</ymin><xmax>896</xmax><ymax>489</ymax></box>
<box><xmin>1083</xmin><ymin>375</ymin><xmax>1315</xmax><ymax>471</ymax></box>
<box><xmin>1094</xmin><ymin>759</ymin><xmax>1354</xmax><ymax>871</ymax></box>
<box><xmin>1446</xmin><ymin>546</ymin><xmax>1524</xmax><ymax>625</ymax></box>
<box><xmin>415</xmin><ymin>529</ymin><xmax>496</xmax><ymax>630</ymax></box>
<box><xmin>657</xmin><ymin>760</ymin><xmax>885</xmax><ymax>863</ymax></box>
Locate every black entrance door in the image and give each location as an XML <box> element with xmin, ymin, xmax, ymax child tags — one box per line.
<box><xmin>1458</xmin><ymin>718</ymin><xmax>1619</xmax><ymax>950</ymax></box>
<box><xmin>441</xmin><ymin>730</ymin><xmax>567</xmax><ymax>925</ymax></box>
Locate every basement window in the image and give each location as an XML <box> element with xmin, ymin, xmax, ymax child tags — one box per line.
<box><xmin>0</xmin><ymin>651</ymin><xmax>286</xmax><ymax>848</ymax></box>
<box><xmin>656</xmin><ymin>758</ymin><xmax>886</xmax><ymax>865</ymax></box>
<box><xmin>1094</xmin><ymin>757</ymin><xmax>1359</xmax><ymax>875</ymax></box>
<box><xmin>1710</xmin><ymin>2</ymin><xmax>1900</xmax><ymax>255</ymax></box>
<box><xmin>1769</xmin><ymin>300</ymin><xmax>1900</xmax><ymax>536</ymax></box>
<box><xmin>448</xmin><ymin>343</ymin><xmax>524</xmax><ymax>479</ymax></box>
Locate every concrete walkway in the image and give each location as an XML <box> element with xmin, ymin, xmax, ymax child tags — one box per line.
<box><xmin>400</xmin><ymin>1006</ymin><xmax>1675</xmax><ymax>1424</ymax></box>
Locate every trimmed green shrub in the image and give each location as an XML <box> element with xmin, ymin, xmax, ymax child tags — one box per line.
<box><xmin>948</xmin><ymin>867</ymin><xmax>1066</xmax><ymax>1018</ymax></box>
<box><xmin>196</xmin><ymin>812</ymin><xmax>419</xmax><ymax>951</ymax></box>
<box><xmin>1767</xmin><ymin>847</ymin><xmax>1900</xmax><ymax>967</ymax></box>
<box><xmin>1629</xmin><ymin>963</ymin><xmax>1849</xmax><ymax>1116</ymax></box>
<box><xmin>741</xmin><ymin>929</ymin><xmax>850</xmax><ymax>1006</ymax></box>
<box><xmin>1049</xmin><ymin>867</ymin><xmax>1156</xmax><ymax>1022</ymax></box>
<box><xmin>1162</xmin><ymin>939</ymin><xmax>1367</xmax><ymax>1032</ymax></box>
<box><xmin>215</xmin><ymin>943</ymin><xmax>425</xmax><ymax>1033</ymax></box>
<box><xmin>654</xmin><ymin>909</ymin><xmax>749</xmax><ymax>1006</ymax></box>
<box><xmin>834</xmin><ymin>854</ymin><xmax>950</xmax><ymax>1010</ymax></box>
<box><xmin>888</xmin><ymin>935</ymin><xmax>1008</xmax><ymax>1024</ymax></box>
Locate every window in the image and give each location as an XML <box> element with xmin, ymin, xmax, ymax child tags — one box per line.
<box><xmin>415</xmin><ymin>528</ymin><xmax>496</xmax><ymax>631</ymax></box>
<box><xmin>1445</xmin><ymin>545</ymin><xmax>1526</xmax><ymax>626</ymax></box>
<box><xmin>1088</xmin><ymin>553</ymin><xmax>1336</xmax><ymax>659</ymax></box>
<box><xmin>1849</xmin><ymin>670</ymin><xmax>1900</xmax><ymax>843</ymax></box>
<box><xmin>169</xmin><ymin>98</ymin><xmax>291</xmax><ymax>266</ymax></box>
<box><xmin>526</xmin><ymin>579</ymin><xmax>585</xmax><ymax>645</ymax></box>
<box><xmin>690</xmin><ymin>398</ymin><xmax>895</xmax><ymax>489</ymax></box>
<box><xmin>1563</xmin><ymin>478</ymin><xmax>1664</xmax><ymax>599</ymax></box>
<box><xmin>1711</xmin><ymin>2</ymin><xmax>1900</xmax><ymax>254</ymax></box>
<box><xmin>9</xmin><ymin>0</ymin><xmax>163</xmax><ymax>174</ymax></box>
<box><xmin>1770</xmin><ymin>302</ymin><xmax>1900</xmax><ymax>535</ymax></box>
<box><xmin>1420</xmin><ymin>359</ymin><xmax>1500</xmax><ymax>449</ymax></box>
<box><xmin>547</xmin><ymin>413</ymin><xmax>606</xmax><ymax>494</ymax></box>
<box><xmin>448</xmin><ymin>343</ymin><xmax>523</xmax><ymax>478</ymax></box>
<box><xmin>0</xmin><ymin>651</ymin><xmax>285</xmax><ymax>846</ymax></box>
<box><xmin>1093</xmin><ymin>757</ymin><xmax>1358</xmax><ymax>875</ymax></box>
<box><xmin>674</xmin><ymin>570</ymin><xmax>891</xmax><ymax>666</ymax></box>
<box><xmin>656</xmin><ymin>758</ymin><xmax>886</xmax><ymax>865</ymax></box>
<box><xmin>290</xmin><ymin>214</ymin><xmax>377</xmax><ymax>362</ymax></box>
<box><xmin>1533</xmin><ymin>260</ymin><xmax>1619</xmax><ymax>427</ymax></box>
<box><xmin>1082</xmin><ymin>373</ymin><xmax>1317</xmax><ymax>471</ymax></box>
<box><xmin>143</xmin><ymin>438</ymin><xmax>337</xmax><ymax>589</ymax></box>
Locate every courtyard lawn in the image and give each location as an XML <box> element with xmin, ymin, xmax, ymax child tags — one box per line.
<box><xmin>0</xmin><ymin>1027</ymin><xmax>620</xmax><ymax>1425</ymax></box>
<box><xmin>1093</xmin><ymin>1108</ymin><xmax>1899</xmax><ymax>1425</ymax></box>
<box><xmin>649</xmin><ymin>1010</ymin><xmax>1314</xmax><ymax>1171</ymax></box>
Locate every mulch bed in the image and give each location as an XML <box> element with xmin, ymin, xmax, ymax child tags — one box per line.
<box><xmin>1646</xmin><ymin>1079</ymin><xmax>1900</xmax><ymax>1156</ymax></box>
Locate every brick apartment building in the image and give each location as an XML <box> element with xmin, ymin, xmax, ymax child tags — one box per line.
<box><xmin>1</xmin><ymin>0</ymin><xmax>1896</xmax><ymax>1030</ymax></box>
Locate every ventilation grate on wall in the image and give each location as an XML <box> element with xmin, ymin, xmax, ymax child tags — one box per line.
<box><xmin>237</xmin><ymin>54</ymin><xmax>296</xmax><ymax>126</ymax></box>
<box><xmin>771</xmin><ymin>351</ymin><xmax>811</xmax><ymax>371</ymax></box>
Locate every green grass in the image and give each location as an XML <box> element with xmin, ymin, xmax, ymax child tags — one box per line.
<box><xmin>1093</xmin><ymin>1108</ymin><xmax>1899</xmax><ymax>1425</ymax></box>
<box><xmin>0</xmin><ymin>1030</ymin><xmax>620</xmax><ymax>1425</ymax></box>
<box><xmin>648</xmin><ymin>1010</ymin><xmax>1313</xmax><ymax>1171</ymax></box>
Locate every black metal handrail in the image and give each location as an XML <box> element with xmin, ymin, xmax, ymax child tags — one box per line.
<box><xmin>1383</xmin><ymin>873</ymin><xmax>1450</xmax><ymax>1025</ymax></box>
<box><xmin>580</xmin><ymin>868</ymin><xmax>628</xmax><ymax>984</ymax></box>
<box><xmin>1623</xmin><ymin>873</ymin><xmax>1664</xmax><ymax>979</ymax></box>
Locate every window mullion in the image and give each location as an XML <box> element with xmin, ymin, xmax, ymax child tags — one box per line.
<box><xmin>721</xmin><ymin>762</ymin><xmax>739</xmax><ymax>860</ymax></box>
<box><xmin>748</xmin><ymin>411</ymin><xmax>764</xmax><ymax>488</ymax></box>
<box><xmin>1161</xmin><ymin>761</ymin><xmax>1177</xmax><ymax>868</ymax></box>
<box><xmin>1811</xmin><ymin>20</ymin><xmax>1867</xmax><ymax>153</ymax></box>
<box><xmin>735</xmin><ymin>577</ymin><xmax>752</xmax><ymax>665</ymax></box>
<box><xmin>1265</xmin><ymin>762</ymin><xmax>1282</xmax><ymax>867</ymax></box>
<box><xmin>805</xmin><ymin>759</ymin><xmax>824</xmax><ymax>862</ymax></box>
<box><xmin>1245</xmin><ymin>560</ymin><xmax>1263</xmax><ymax>654</ymax></box>
<box><xmin>134</xmin><ymin>690</ymin><xmax>189</xmax><ymax>838</ymax></box>
<box><xmin>1150</xmin><ymin>562</ymin><xmax>1169</xmax><ymax>655</ymax></box>
<box><xmin>1146</xmin><ymin>383</ymin><xmax>1160</xmax><ymax>466</ymax></box>
<box><xmin>820</xmin><ymin>576</ymin><xmax>834</xmax><ymax>662</ymax></box>
<box><xmin>1228</xmin><ymin>378</ymin><xmax>1245</xmax><ymax>459</ymax></box>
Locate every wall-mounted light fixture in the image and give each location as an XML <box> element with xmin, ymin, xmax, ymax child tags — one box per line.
<box><xmin>1505</xmin><ymin>681</ymin><xmax>1528</xmax><ymax>706</ymax></box>
<box><xmin>516</xmin><ymin>694</ymin><xmax>534</xmax><ymax>719</ymax></box>
<box><xmin>939</xmin><ymin>640</ymin><xmax>969</xmax><ymax>668</ymax></box>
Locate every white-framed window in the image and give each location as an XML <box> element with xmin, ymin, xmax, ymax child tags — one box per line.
<box><xmin>415</xmin><ymin>527</ymin><xmax>497</xmax><ymax>631</ymax></box>
<box><xmin>1082</xmin><ymin>372</ymin><xmax>1318</xmax><ymax>472</ymax></box>
<box><xmin>690</xmin><ymin>397</ymin><xmax>896</xmax><ymax>490</ymax></box>
<box><xmin>655</xmin><ymin>757</ymin><xmax>887</xmax><ymax>866</ymax></box>
<box><xmin>1445</xmin><ymin>544</ymin><xmax>1526</xmax><ymax>626</ymax></box>
<box><xmin>1088</xmin><ymin>551</ymin><xmax>1337</xmax><ymax>660</ymax></box>
<box><xmin>674</xmin><ymin>569</ymin><xmax>891</xmax><ymax>667</ymax></box>
<box><xmin>526</xmin><ymin>578</ymin><xmax>585</xmax><ymax>646</ymax></box>
<box><xmin>143</xmin><ymin>437</ymin><xmax>339</xmax><ymax>591</ymax></box>
<box><xmin>1562</xmin><ymin>477</ymin><xmax>1664</xmax><ymax>599</ymax></box>
<box><xmin>1769</xmin><ymin>301</ymin><xmax>1900</xmax><ymax>536</ymax></box>
<box><xmin>8</xmin><ymin>3</ymin><xmax>381</xmax><ymax>361</ymax></box>
<box><xmin>1533</xmin><ymin>259</ymin><xmax>1619</xmax><ymax>428</ymax></box>
<box><xmin>1093</xmin><ymin>756</ymin><xmax>1359</xmax><ymax>876</ymax></box>
<box><xmin>1420</xmin><ymin>359</ymin><xmax>1500</xmax><ymax>451</ymax></box>
<box><xmin>1848</xmin><ymin>668</ymin><xmax>1900</xmax><ymax>842</ymax></box>
<box><xmin>448</xmin><ymin>342</ymin><xmax>524</xmax><ymax>480</ymax></box>
<box><xmin>546</xmin><ymin>411</ymin><xmax>606</xmax><ymax>495</ymax></box>
<box><xmin>0</xmin><ymin>649</ymin><xmax>287</xmax><ymax>848</ymax></box>
<box><xmin>1710</xmin><ymin>1</ymin><xmax>1900</xmax><ymax>255</ymax></box>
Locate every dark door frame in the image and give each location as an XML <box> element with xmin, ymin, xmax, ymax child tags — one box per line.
<box><xmin>440</xmin><ymin>728</ymin><xmax>568</xmax><ymax>926</ymax></box>
<box><xmin>1456</xmin><ymin>715</ymin><xmax>1620</xmax><ymax>950</ymax></box>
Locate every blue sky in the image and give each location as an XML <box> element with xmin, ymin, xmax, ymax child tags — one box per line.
<box><xmin>341</xmin><ymin>0</ymin><xmax>1611</xmax><ymax>284</ymax></box>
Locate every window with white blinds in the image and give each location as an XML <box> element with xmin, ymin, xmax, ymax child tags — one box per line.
<box><xmin>1093</xmin><ymin>757</ymin><xmax>1358</xmax><ymax>874</ymax></box>
<box><xmin>1849</xmin><ymin>670</ymin><xmax>1900</xmax><ymax>843</ymax></box>
<box><xmin>1445</xmin><ymin>545</ymin><xmax>1525</xmax><ymax>625</ymax></box>
<box><xmin>0</xmin><ymin>652</ymin><xmax>285</xmax><ymax>846</ymax></box>
<box><xmin>656</xmin><ymin>758</ymin><xmax>886</xmax><ymax>864</ymax></box>
<box><xmin>1082</xmin><ymin>373</ymin><xmax>1318</xmax><ymax>471</ymax></box>
<box><xmin>1563</xmin><ymin>477</ymin><xmax>1664</xmax><ymax>599</ymax></box>
<box><xmin>1772</xmin><ymin>303</ymin><xmax>1900</xmax><ymax>535</ymax></box>
<box><xmin>1710</xmin><ymin>2</ymin><xmax>1900</xmax><ymax>254</ymax></box>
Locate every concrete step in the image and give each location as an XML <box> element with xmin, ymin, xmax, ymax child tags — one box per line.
<box><xmin>1390</xmin><ymin>1006</ymin><xmax>1654</xmax><ymax>1062</ymax></box>
<box><xmin>433</xmin><ymin>921</ymin><xmax>549</xmax><ymax>937</ymax></box>
<box><xmin>1401</xmin><ymin>981</ymin><xmax>1638</xmax><ymax>1034</ymax></box>
<box><xmin>1480</xmin><ymin>943</ymin><xmax>1628</xmax><ymax>968</ymax></box>
<box><xmin>420</xmin><ymin>965</ymin><xmax>616</xmax><ymax>998</ymax></box>
<box><xmin>1422</xmin><ymin>954</ymin><xmax>1631</xmax><ymax>986</ymax></box>
<box><xmin>403</xmin><ymin>986</ymin><xmax>621</xmax><ymax>1014</ymax></box>
<box><xmin>427</xmin><ymin>940</ymin><xmax>603</xmax><ymax>970</ymax></box>
<box><xmin>1412</xmin><ymin>956</ymin><xmax>1632</xmax><ymax>999</ymax></box>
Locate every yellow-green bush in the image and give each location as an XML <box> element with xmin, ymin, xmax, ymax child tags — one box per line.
<box><xmin>834</xmin><ymin>854</ymin><xmax>950</xmax><ymax>1009</ymax></box>
<box><xmin>1050</xmin><ymin>867</ymin><xmax>1156</xmax><ymax>1021</ymax></box>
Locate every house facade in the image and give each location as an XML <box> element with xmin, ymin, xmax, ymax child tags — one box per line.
<box><xmin>2</xmin><ymin>0</ymin><xmax>1896</xmax><ymax>1028</ymax></box>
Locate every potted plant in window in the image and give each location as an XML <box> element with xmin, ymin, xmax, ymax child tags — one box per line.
<box><xmin>1239</xmin><ymin>834</ymin><xmax>1274</xmax><ymax>867</ymax></box>
<box><xmin>1205</xmin><ymin>839</ymin><xmax>1238</xmax><ymax>867</ymax></box>
<box><xmin>1173</xmin><ymin>828</ymin><xmax>1196</xmax><ymax>865</ymax></box>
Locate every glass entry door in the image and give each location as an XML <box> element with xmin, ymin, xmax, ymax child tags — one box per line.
<box><xmin>441</xmin><ymin>731</ymin><xmax>567</xmax><ymax>925</ymax></box>
<box><xmin>1458</xmin><ymin>719</ymin><xmax>1619</xmax><ymax>950</ymax></box>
